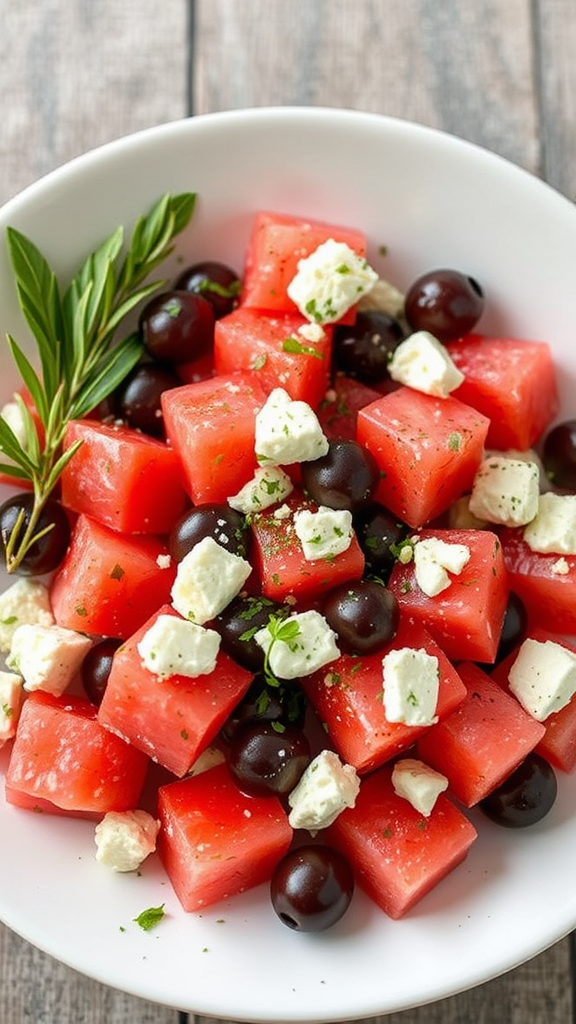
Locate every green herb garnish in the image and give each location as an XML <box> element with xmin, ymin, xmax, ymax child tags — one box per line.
<box><xmin>262</xmin><ymin>613</ymin><xmax>301</xmax><ymax>687</ymax></box>
<box><xmin>0</xmin><ymin>192</ymin><xmax>195</xmax><ymax>573</ymax></box>
<box><xmin>133</xmin><ymin>904</ymin><xmax>166</xmax><ymax>931</ymax></box>
<box><xmin>282</xmin><ymin>336</ymin><xmax>323</xmax><ymax>359</ymax></box>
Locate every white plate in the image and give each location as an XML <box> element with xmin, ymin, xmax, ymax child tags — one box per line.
<box><xmin>0</xmin><ymin>108</ymin><xmax>575</xmax><ymax>1021</ymax></box>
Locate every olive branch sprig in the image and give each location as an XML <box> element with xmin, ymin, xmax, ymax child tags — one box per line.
<box><xmin>0</xmin><ymin>191</ymin><xmax>196</xmax><ymax>573</ymax></box>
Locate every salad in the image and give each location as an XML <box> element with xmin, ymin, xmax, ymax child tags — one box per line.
<box><xmin>0</xmin><ymin>197</ymin><xmax>575</xmax><ymax>934</ymax></box>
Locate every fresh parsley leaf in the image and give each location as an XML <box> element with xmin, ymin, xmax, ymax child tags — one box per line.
<box><xmin>133</xmin><ymin>904</ymin><xmax>166</xmax><ymax>931</ymax></box>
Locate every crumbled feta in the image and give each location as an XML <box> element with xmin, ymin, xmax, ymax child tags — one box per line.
<box><xmin>156</xmin><ymin>553</ymin><xmax>172</xmax><ymax>569</ymax></box>
<box><xmin>297</xmin><ymin>322</ymin><xmax>326</xmax><ymax>344</ymax></box>
<box><xmin>254</xmin><ymin>609</ymin><xmax>340</xmax><ymax>680</ymax></box>
<box><xmin>468</xmin><ymin>456</ymin><xmax>540</xmax><ymax>527</ymax></box>
<box><xmin>523</xmin><ymin>492</ymin><xmax>576</xmax><ymax>555</ymax></box>
<box><xmin>94</xmin><ymin>809</ymin><xmax>160</xmax><ymax>872</ymax></box>
<box><xmin>273</xmin><ymin>502</ymin><xmax>292</xmax><ymax>520</ymax></box>
<box><xmin>293</xmin><ymin>505</ymin><xmax>353</xmax><ymax>560</ymax></box>
<box><xmin>551</xmin><ymin>557</ymin><xmax>570</xmax><ymax>575</ymax></box>
<box><xmin>508</xmin><ymin>637</ymin><xmax>576</xmax><ymax>721</ymax></box>
<box><xmin>287</xmin><ymin>239</ymin><xmax>378</xmax><ymax>325</ymax></box>
<box><xmin>391</xmin><ymin>758</ymin><xmax>448</xmax><ymax>817</ymax></box>
<box><xmin>187</xmin><ymin>744</ymin><xmax>226</xmax><ymax>776</ymax></box>
<box><xmin>288</xmin><ymin>749</ymin><xmax>360</xmax><ymax>831</ymax></box>
<box><xmin>228</xmin><ymin>466</ymin><xmax>294</xmax><ymax>514</ymax></box>
<box><xmin>0</xmin><ymin>578</ymin><xmax>54</xmax><ymax>653</ymax></box>
<box><xmin>412</xmin><ymin>536</ymin><xmax>470</xmax><ymax>597</ymax></box>
<box><xmin>254</xmin><ymin>387</ymin><xmax>329</xmax><ymax>466</ymax></box>
<box><xmin>170</xmin><ymin>536</ymin><xmax>252</xmax><ymax>624</ymax></box>
<box><xmin>388</xmin><ymin>331</ymin><xmax>465</xmax><ymax>397</ymax></box>
<box><xmin>383</xmin><ymin>646</ymin><xmax>440</xmax><ymax>726</ymax></box>
<box><xmin>0</xmin><ymin>670</ymin><xmax>24</xmax><ymax>746</ymax></box>
<box><xmin>137</xmin><ymin>613</ymin><xmax>220</xmax><ymax>679</ymax></box>
<box><xmin>1</xmin><ymin>399</ymin><xmax>27</xmax><ymax>448</ymax></box>
<box><xmin>7</xmin><ymin>623</ymin><xmax>92</xmax><ymax>696</ymax></box>
<box><xmin>357</xmin><ymin>276</ymin><xmax>405</xmax><ymax>320</ymax></box>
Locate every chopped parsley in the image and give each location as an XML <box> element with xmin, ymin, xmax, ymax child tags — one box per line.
<box><xmin>133</xmin><ymin>904</ymin><xmax>166</xmax><ymax>931</ymax></box>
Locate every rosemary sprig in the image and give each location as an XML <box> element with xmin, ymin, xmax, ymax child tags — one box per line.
<box><xmin>0</xmin><ymin>191</ymin><xmax>196</xmax><ymax>573</ymax></box>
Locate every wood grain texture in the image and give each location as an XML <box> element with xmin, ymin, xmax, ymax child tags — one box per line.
<box><xmin>194</xmin><ymin>0</ymin><xmax>539</xmax><ymax>173</ymax></box>
<box><xmin>0</xmin><ymin>0</ymin><xmax>190</xmax><ymax>205</ymax></box>
<box><xmin>0</xmin><ymin>1</ymin><xmax>575</xmax><ymax>1022</ymax></box>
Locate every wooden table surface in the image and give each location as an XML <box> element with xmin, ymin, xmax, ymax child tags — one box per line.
<box><xmin>1</xmin><ymin>2</ymin><xmax>576</xmax><ymax>1022</ymax></box>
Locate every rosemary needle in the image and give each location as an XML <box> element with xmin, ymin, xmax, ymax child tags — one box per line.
<box><xmin>0</xmin><ymin>191</ymin><xmax>196</xmax><ymax>574</ymax></box>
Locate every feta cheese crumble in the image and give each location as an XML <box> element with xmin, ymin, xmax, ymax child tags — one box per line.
<box><xmin>254</xmin><ymin>609</ymin><xmax>340</xmax><ymax>679</ymax></box>
<box><xmin>254</xmin><ymin>387</ymin><xmax>329</xmax><ymax>466</ymax></box>
<box><xmin>94</xmin><ymin>809</ymin><xmax>160</xmax><ymax>872</ymax></box>
<box><xmin>287</xmin><ymin>238</ymin><xmax>378</xmax><ymax>325</ymax></box>
<box><xmin>0</xmin><ymin>670</ymin><xmax>24</xmax><ymax>746</ymax></box>
<box><xmin>7</xmin><ymin>623</ymin><xmax>92</xmax><ymax>696</ymax></box>
<box><xmin>293</xmin><ymin>505</ymin><xmax>353</xmax><ymax>561</ymax></box>
<box><xmin>228</xmin><ymin>465</ymin><xmax>294</xmax><ymax>514</ymax></box>
<box><xmin>468</xmin><ymin>456</ymin><xmax>540</xmax><ymax>527</ymax></box>
<box><xmin>391</xmin><ymin>758</ymin><xmax>449</xmax><ymax>817</ymax></box>
<box><xmin>383</xmin><ymin>646</ymin><xmax>440</xmax><ymax>726</ymax></box>
<box><xmin>508</xmin><ymin>637</ymin><xmax>576</xmax><ymax>721</ymax></box>
<box><xmin>170</xmin><ymin>536</ymin><xmax>252</xmax><ymax>624</ymax></box>
<box><xmin>523</xmin><ymin>492</ymin><xmax>576</xmax><ymax>555</ymax></box>
<box><xmin>388</xmin><ymin>331</ymin><xmax>465</xmax><ymax>397</ymax></box>
<box><xmin>357</xmin><ymin>275</ymin><xmax>405</xmax><ymax>320</ymax></box>
<box><xmin>412</xmin><ymin>536</ymin><xmax>471</xmax><ymax>597</ymax></box>
<box><xmin>0</xmin><ymin>578</ymin><xmax>54</xmax><ymax>653</ymax></box>
<box><xmin>288</xmin><ymin>749</ymin><xmax>360</xmax><ymax>832</ymax></box>
<box><xmin>137</xmin><ymin>613</ymin><xmax>220</xmax><ymax>679</ymax></box>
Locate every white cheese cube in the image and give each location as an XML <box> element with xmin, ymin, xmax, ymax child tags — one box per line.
<box><xmin>383</xmin><ymin>646</ymin><xmax>440</xmax><ymax>726</ymax></box>
<box><xmin>388</xmin><ymin>331</ymin><xmax>465</xmax><ymax>397</ymax></box>
<box><xmin>293</xmin><ymin>505</ymin><xmax>353</xmax><ymax>560</ymax></box>
<box><xmin>287</xmin><ymin>239</ymin><xmax>378</xmax><ymax>325</ymax></box>
<box><xmin>255</xmin><ymin>387</ymin><xmax>329</xmax><ymax>466</ymax></box>
<box><xmin>188</xmin><ymin>744</ymin><xmax>226</xmax><ymax>776</ymax></box>
<box><xmin>468</xmin><ymin>456</ymin><xmax>540</xmax><ymax>527</ymax></box>
<box><xmin>288</xmin><ymin>749</ymin><xmax>360</xmax><ymax>831</ymax></box>
<box><xmin>391</xmin><ymin>758</ymin><xmax>449</xmax><ymax>816</ymax></box>
<box><xmin>137</xmin><ymin>613</ymin><xmax>220</xmax><ymax>679</ymax></box>
<box><xmin>0</xmin><ymin>670</ymin><xmax>24</xmax><ymax>745</ymax></box>
<box><xmin>254</xmin><ymin>609</ymin><xmax>340</xmax><ymax>680</ymax></box>
<box><xmin>228</xmin><ymin>466</ymin><xmax>294</xmax><ymax>514</ymax></box>
<box><xmin>94</xmin><ymin>809</ymin><xmax>160</xmax><ymax>872</ymax></box>
<box><xmin>523</xmin><ymin>492</ymin><xmax>576</xmax><ymax>555</ymax></box>
<box><xmin>0</xmin><ymin>578</ymin><xmax>54</xmax><ymax>653</ymax></box>
<box><xmin>413</xmin><ymin>536</ymin><xmax>471</xmax><ymax>597</ymax></box>
<box><xmin>508</xmin><ymin>637</ymin><xmax>576</xmax><ymax>721</ymax></box>
<box><xmin>1</xmin><ymin>399</ymin><xmax>28</xmax><ymax>447</ymax></box>
<box><xmin>7</xmin><ymin>623</ymin><xmax>92</xmax><ymax>696</ymax></box>
<box><xmin>170</xmin><ymin>535</ymin><xmax>252</xmax><ymax>624</ymax></box>
<box><xmin>357</xmin><ymin>276</ymin><xmax>405</xmax><ymax>320</ymax></box>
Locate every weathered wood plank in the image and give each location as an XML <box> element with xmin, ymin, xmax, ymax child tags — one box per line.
<box><xmin>535</xmin><ymin>0</ymin><xmax>576</xmax><ymax>198</ymax></box>
<box><xmin>0</xmin><ymin>5</ymin><xmax>190</xmax><ymax>1021</ymax></box>
<box><xmin>0</xmin><ymin>922</ymin><xmax>183</xmax><ymax>1024</ymax></box>
<box><xmin>0</xmin><ymin>0</ymin><xmax>190</xmax><ymax>206</ymax></box>
<box><xmin>194</xmin><ymin>0</ymin><xmax>539</xmax><ymax>173</ymax></box>
<box><xmin>191</xmin><ymin>940</ymin><xmax>572</xmax><ymax>1024</ymax></box>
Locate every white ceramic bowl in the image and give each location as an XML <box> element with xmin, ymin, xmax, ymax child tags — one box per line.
<box><xmin>1</xmin><ymin>107</ymin><xmax>576</xmax><ymax>1022</ymax></box>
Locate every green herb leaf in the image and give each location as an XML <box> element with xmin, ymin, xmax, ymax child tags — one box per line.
<box><xmin>3</xmin><ymin>191</ymin><xmax>196</xmax><ymax>573</ymax></box>
<box><xmin>133</xmin><ymin>904</ymin><xmax>166</xmax><ymax>931</ymax></box>
<box><xmin>282</xmin><ymin>336</ymin><xmax>323</xmax><ymax>360</ymax></box>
